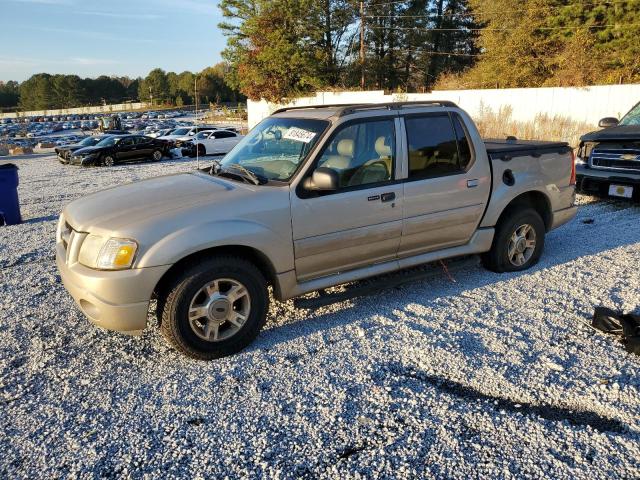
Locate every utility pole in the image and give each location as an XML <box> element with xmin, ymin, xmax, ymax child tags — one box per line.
<box><xmin>360</xmin><ymin>0</ymin><xmax>365</xmax><ymax>90</ymax></box>
<box><xmin>195</xmin><ymin>76</ymin><xmax>199</xmax><ymax>170</ymax></box>
<box><xmin>148</xmin><ymin>86</ymin><xmax>153</xmax><ymax>108</ymax></box>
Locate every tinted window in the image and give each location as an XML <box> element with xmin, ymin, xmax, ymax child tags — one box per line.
<box><xmin>119</xmin><ymin>137</ymin><xmax>135</xmax><ymax>146</ymax></box>
<box><xmin>213</xmin><ymin>131</ymin><xmax>236</xmax><ymax>139</ymax></box>
<box><xmin>406</xmin><ymin>115</ymin><xmax>460</xmax><ymax>179</ymax></box>
<box><xmin>452</xmin><ymin>114</ymin><xmax>473</xmax><ymax>170</ymax></box>
<box><xmin>135</xmin><ymin>136</ymin><xmax>149</xmax><ymax>144</ymax></box>
<box><xmin>317</xmin><ymin>119</ymin><xmax>395</xmax><ymax>188</ymax></box>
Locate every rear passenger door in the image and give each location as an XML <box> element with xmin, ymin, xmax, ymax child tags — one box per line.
<box><xmin>399</xmin><ymin>112</ymin><xmax>491</xmax><ymax>257</ymax></box>
<box><xmin>134</xmin><ymin>136</ymin><xmax>153</xmax><ymax>158</ymax></box>
<box><xmin>115</xmin><ymin>137</ymin><xmax>136</xmax><ymax>162</ymax></box>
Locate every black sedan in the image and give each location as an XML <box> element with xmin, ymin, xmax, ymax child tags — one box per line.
<box><xmin>55</xmin><ymin>135</ymin><xmax>109</xmax><ymax>164</ymax></box>
<box><xmin>69</xmin><ymin>135</ymin><xmax>171</xmax><ymax>167</ymax></box>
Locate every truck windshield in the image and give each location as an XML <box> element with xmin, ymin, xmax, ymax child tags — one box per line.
<box><xmin>620</xmin><ymin>102</ymin><xmax>640</xmax><ymax>126</ymax></box>
<box><xmin>218</xmin><ymin>117</ymin><xmax>329</xmax><ymax>181</ymax></box>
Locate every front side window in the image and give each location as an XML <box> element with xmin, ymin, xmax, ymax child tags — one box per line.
<box><xmin>316</xmin><ymin>119</ymin><xmax>395</xmax><ymax>188</ymax></box>
<box><xmin>406</xmin><ymin>114</ymin><xmax>464</xmax><ymax>179</ymax></box>
<box><xmin>119</xmin><ymin>137</ymin><xmax>135</xmax><ymax>147</ymax></box>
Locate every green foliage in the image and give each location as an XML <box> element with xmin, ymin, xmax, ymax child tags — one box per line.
<box><xmin>220</xmin><ymin>0</ymin><xmax>478</xmax><ymax>100</ymax></box>
<box><xmin>0</xmin><ymin>81</ymin><xmax>19</xmax><ymax>108</ymax></box>
<box><xmin>5</xmin><ymin>64</ymin><xmax>242</xmax><ymax>111</ymax></box>
<box><xmin>441</xmin><ymin>0</ymin><xmax>640</xmax><ymax>88</ymax></box>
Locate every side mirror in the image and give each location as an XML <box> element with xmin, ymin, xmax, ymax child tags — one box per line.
<box><xmin>598</xmin><ymin>117</ymin><xmax>619</xmax><ymax>128</ymax></box>
<box><xmin>303</xmin><ymin>167</ymin><xmax>339</xmax><ymax>191</ymax></box>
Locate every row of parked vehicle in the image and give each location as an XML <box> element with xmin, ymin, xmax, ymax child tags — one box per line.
<box><xmin>55</xmin><ymin>125</ymin><xmax>245</xmax><ymax>167</ymax></box>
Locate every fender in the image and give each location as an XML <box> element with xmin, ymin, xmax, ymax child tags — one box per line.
<box><xmin>136</xmin><ymin>219</ymin><xmax>294</xmax><ymax>273</ymax></box>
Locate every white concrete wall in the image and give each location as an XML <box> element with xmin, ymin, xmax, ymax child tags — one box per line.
<box><xmin>248</xmin><ymin>85</ymin><xmax>640</xmax><ymax>129</ymax></box>
<box><xmin>1</xmin><ymin>102</ymin><xmax>149</xmax><ymax>119</ymax></box>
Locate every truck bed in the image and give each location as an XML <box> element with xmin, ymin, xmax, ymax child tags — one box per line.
<box><xmin>484</xmin><ymin>139</ymin><xmax>571</xmax><ymax>160</ymax></box>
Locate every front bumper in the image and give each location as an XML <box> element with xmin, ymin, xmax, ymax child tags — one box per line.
<box><xmin>576</xmin><ymin>164</ymin><xmax>640</xmax><ymax>199</ymax></box>
<box><xmin>56</xmin><ymin>242</ymin><xmax>171</xmax><ymax>333</ymax></box>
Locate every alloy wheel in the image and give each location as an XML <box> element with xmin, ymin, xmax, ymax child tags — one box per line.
<box><xmin>187</xmin><ymin>278</ymin><xmax>251</xmax><ymax>342</ymax></box>
<box><xmin>507</xmin><ymin>223</ymin><xmax>536</xmax><ymax>267</ymax></box>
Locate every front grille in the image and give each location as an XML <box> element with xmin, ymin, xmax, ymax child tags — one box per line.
<box><xmin>590</xmin><ymin>147</ymin><xmax>640</xmax><ymax>172</ymax></box>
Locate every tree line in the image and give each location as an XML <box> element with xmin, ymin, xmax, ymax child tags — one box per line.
<box><xmin>1</xmin><ymin>63</ymin><xmax>243</xmax><ymax>112</ymax></box>
<box><xmin>219</xmin><ymin>0</ymin><xmax>640</xmax><ymax>102</ymax></box>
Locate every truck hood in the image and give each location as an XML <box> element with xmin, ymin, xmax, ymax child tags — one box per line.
<box><xmin>64</xmin><ymin>172</ymin><xmax>240</xmax><ymax>232</ymax></box>
<box><xmin>581</xmin><ymin>125</ymin><xmax>640</xmax><ymax>142</ymax></box>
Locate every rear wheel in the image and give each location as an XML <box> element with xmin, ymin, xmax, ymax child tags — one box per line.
<box><xmin>482</xmin><ymin>208</ymin><xmax>545</xmax><ymax>273</ymax></box>
<box><xmin>159</xmin><ymin>256</ymin><xmax>269</xmax><ymax>360</ymax></box>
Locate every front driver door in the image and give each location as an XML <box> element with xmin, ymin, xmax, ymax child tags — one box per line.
<box><xmin>290</xmin><ymin>117</ymin><xmax>404</xmax><ymax>282</ymax></box>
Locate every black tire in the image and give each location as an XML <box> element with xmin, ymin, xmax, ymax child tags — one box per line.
<box><xmin>482</xmin><ymin>208</ymin><xmax>545</xmax><ymax>273</ymax></box>
<box><xmin>151</xmin><ymin>149</ymin><xmax>163</xmax><ymax>162</ymax></box>
<box><xmin>102</xmin><ymin>155</ymin><xmax>115</xmax><ymax>167</ymax></box>
<box><xmin>159</xmin><ymin>256</ymin><xmax>269</xmax><ymax>360</ymax></box>
<box><xmin>197</xmin><ymin>144</ymin><xmax>206</xmax><ymax>157</ymax></box>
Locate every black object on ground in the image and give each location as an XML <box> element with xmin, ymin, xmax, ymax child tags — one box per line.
<box><xmin>592</xmin><ymin>307</ymin><xmax>640</xmax><ymax>355</ymax></box>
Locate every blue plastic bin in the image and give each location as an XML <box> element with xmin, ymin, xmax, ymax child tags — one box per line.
<box><xmin>0</xmin><ymin>163</ymin><xmax>22</xmax><ymax>226</ymax></box>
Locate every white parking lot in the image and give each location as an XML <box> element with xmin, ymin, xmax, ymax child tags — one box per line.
<box><xmin>1</xmin><ymin>154</ymin><xmax>639</xmax><ymax>478</ymax></box>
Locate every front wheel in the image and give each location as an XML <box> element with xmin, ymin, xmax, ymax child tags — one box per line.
<box><xmin>482</xmin><ymin>208</ymin><xmax>545</xmax><ymax>273</ymax></box>
<box><xmin>151</xmin><ymin>149</ymin><xmax>163</xmax><ymax>162</ymax></box>
<box><xmin>159</xmin><ymin>256</ymin><xmax>269</xmax><ymax>359</ymax></box>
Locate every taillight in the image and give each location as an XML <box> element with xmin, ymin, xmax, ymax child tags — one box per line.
<box><xmin>570</xmin><ymin>150</ymin><xmax>576</xmax><ymax>186</ymax></box>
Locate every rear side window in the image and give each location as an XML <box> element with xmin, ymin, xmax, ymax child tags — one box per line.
<box><xmin>213</xmin><ymin>131</ymin><xmax>236</xmax><ymax>139</ymax></box>
<box><xmin>452</xmin><ymin>114</ymin><xmax>473</xmax><ymax>170</ymax></box>
<box><xmin>406</xmin><ymin>114</ymin><xmax>470</xmax><ymax>179</ymax></box>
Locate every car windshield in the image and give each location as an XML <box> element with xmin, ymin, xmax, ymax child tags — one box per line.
<box><xmin>79</xmin><ymin>137</ymin><xmax>97</xmax><ymax>146</ymax></box>
<box><xmin>218</xmin><ymin>117</ymin><xmax>328</xmax><ymax>182</ymax></box>
<box><xmin>95</xmin><ymin>136</ymin><xmax>119</xmax><ymax>147</ymax></box>
<box><xmin>619</xmin><ymin>102</ymin><xmax>640</xmax><ymax>126</ymax></box>
<box><xmin>171</xmin><ymin>128</ymin><xmax>190</xmax><ymax>136</ymax></box>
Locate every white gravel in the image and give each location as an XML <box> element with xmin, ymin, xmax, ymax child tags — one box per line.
<box><xmin>1</xmin><ymin>155</ymin><xmax>639</xmax><ymax>479</ymax></box>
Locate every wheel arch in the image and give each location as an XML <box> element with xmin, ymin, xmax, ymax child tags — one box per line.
<box><xmin>152</xmin><ymin>245</ymin><xmax>277</xmax><ymax>319</ymax></box>
<box><xmin>495</xmin><ymin>191</ymin><xmax>552</xmax><ymax>231</ymax></box>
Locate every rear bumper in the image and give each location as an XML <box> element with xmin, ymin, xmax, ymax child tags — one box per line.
<box><xmin>551</xmin><ymin>206</ymin><xmax>577</xmax><ymax>230</ymax></box>
<box><xmin>576</xmin><ymin>164</ymin><xmax>640</xmax><ymax>199</ymax></box>
<box><xmin>56</xmin><ymin>242</ymin><xmax>170</xmax><ymax>333</ymax></box>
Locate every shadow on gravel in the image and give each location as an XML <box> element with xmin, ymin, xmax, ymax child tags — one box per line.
<box><xmin>23</xmin><ymin>214</ymin><xmax>58</xmax><ymax>224</ymax></box>
<box><xmin>383</xmin><ymin>362</ymin><xmax>627</xmax><ymax>434</ymax></box>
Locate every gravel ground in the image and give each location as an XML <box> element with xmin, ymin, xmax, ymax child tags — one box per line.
<box><xmin>1</xmin><ymin>155</ymin><xmax>639</xmax><ymax>479</ymax></box>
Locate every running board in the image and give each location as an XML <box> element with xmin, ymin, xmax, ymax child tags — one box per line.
<box><xmin>293</xmin><ymin>255</ymin><xmax>480</xmax><ymax>310</ymax></box>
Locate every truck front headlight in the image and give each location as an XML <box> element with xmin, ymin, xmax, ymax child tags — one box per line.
<box><xmin>79</xmin><ymin>235</ymin><xmax>138</xmax><ymax>270</ymax></box>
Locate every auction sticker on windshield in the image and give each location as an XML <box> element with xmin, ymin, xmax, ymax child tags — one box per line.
<box><xmin>283</xmin><ymin>127</ymin><xmax>316</xmax><ymax>143</ymax></box>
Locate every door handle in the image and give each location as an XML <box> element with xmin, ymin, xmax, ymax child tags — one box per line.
<box><xmin>381</xmin><ymin>192</ymin><xmax>396</xmax><ymax>202</ymax></box>
<box><xmin>467</xmin><ymin>179</ymin><xmax>479</xmax><ymax>188</ymax></box>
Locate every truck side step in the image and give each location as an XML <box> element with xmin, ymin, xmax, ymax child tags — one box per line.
<box><xmin>292</xmin><ymin>255</ymin><xmax>480</xmax><ymax>310</ymax></box>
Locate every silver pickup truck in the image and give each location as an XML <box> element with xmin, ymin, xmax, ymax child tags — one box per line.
<box><xmin>56</xmin><ymin>101</ymin><xmax>577</xmax><ymax>359</ymax></box>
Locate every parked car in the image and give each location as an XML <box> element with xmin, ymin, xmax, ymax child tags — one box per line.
<box><xmin>55</xmin><ymin>135</ymin><xmax>109</xmax><ymax>164</ymax></box>
<box><xmin>69</xmin><ymin>135</ymin><xmax>168</xmax><ymax>166</ymax></box>
<box><xmin>158</xmin><ymin>125</ymin><xmax>219</xmax><ymax>144</ymax></box>
<box><xmin>182</xmin><ymin>130</ymin><xmax>245</xmax><ymax>157</ymax></box>
<box><xmin>56</xmin><ymin>101</ymin><xmax>577</xmax><ymax>359</ymax></box>
<box><xmin>576</xmin><ymin>101</ymin><xmax>640</xmax><ymax>200</ymax></box>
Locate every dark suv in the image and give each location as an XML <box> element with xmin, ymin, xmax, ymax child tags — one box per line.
<box><xmin>576</xmin><ymin>102</ymin><xmax>640</xmax><ymax>200</ymax></box>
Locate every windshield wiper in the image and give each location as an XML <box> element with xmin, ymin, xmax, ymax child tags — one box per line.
<box><xmin>223</xmin><ymin>164</ymin><xmax>263</xmax><ymax>185</ymax></box>
<box><xmin>208</xmin><ymin>160</ymin><xmax>266</xmax><ymax>185</ymax></box>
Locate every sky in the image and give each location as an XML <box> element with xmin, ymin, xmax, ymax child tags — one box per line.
<box><xmin>0</xmin><ymin>0</ymin><xmax>226</xmax><ymax>82</ymax></box>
